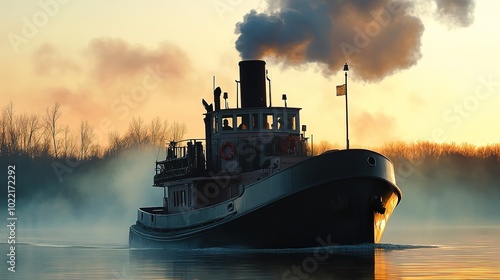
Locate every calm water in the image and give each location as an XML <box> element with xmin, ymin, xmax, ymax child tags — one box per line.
<box><xmin>1</xmin><ymin>226</ymin><xmax>499</xmax><ymax>279</ymax></box>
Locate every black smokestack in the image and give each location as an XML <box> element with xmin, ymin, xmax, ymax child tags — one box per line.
<box><xmin>238</xmin><ymin>60</ymin><xmax>267</xmax><ymax>108</ymax></box>
<box><xmin>234</xmin><ymin>0</ymin><xmax>475</xmax><ymax>82</ymax></box>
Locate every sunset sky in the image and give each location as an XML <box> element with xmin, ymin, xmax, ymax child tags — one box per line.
<box><xmin>1</xmin><ymin>0</ymin><xmax>499</xmax><ymax>148</ymax></box>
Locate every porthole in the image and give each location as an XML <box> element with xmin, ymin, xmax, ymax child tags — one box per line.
<box><xmin>367</xmin><ymin>156</ymin><xmax>376</xmax><ymax>167</ymax></box>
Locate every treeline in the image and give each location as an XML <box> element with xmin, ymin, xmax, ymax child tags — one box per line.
<box><xmin>308</xmin><ymin>139</ymin><xmax>500</xmax><ymax>161</ymax></box>
<box><xmin>0</xmin><ymin>102</ymin><xmax>187</xmax><ymax>160</ymax></box>
<box><xmin>377</xmin><ymin>141</ymin><xmax>500</xmax><ymax>161</ymax></box>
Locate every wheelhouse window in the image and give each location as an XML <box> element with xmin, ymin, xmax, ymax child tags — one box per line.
<box><xmin>236</xmin><ymin>114</ymin><xmax>250</xmax><ymax>130</ymax></box>
<box><xmin>211</xmin><ymin>109</ymin><xmax>299</xmax><ymax>133</ymax></box>
<box><xmin>263</xmin><ymin>113</ymin><xmax>273</xmax><ymax>130</ymax></box>
<box><xmin>266</xmin><ymin>111</ymin><xmax>299</xmax><ymax>131</ymax></box>
<box><xmin>276</xmin><ymin>113</ymin><xmax>285</xmax><ymax>130</ymax></box>
<box><xmin>221</xmin><ymin>115</ymin><xmax>234</xmax><ymax>131</ymax></box>
<box><xmin>173</xmin><ymin>189</ymin><xmax>189</xmax><ymax>207</ymax></box>
<box><xmin>287</xmin><ymin>114</ymin><xmax>297</xmax><ymax>131</ymax></box>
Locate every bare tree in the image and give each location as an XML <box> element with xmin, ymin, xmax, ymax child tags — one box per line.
<box><xmin>39</xmin><ymin>132</ymin><xmax>52</xmax><ymax>158</ymax></box>
<box><xmin>88</xmin><ymin>144</ymin><xmax>101</xmax><ymax>159</ymax></box>
<box><xmin>80</xmin><ymin>120</ymin><xmax>95</xmax><ymax>160</ymax></box>
<box><xmin>313</xmin><ymin>140</ymin><xmax>336</xmax><ymax>155</ymax></box>
<box><xmin>26</xmin><ymin>114</ymin><xmax>41</xmax><ymax>157</ymax></box>
<box><xmin>3</xmin><ymin>102</ymin><xmax>19</xmax><ymax>154</ymax></box>
<box><xmin>17</xmin><ymin>113</ymin><xmax>29</xmax><ymax>153</ymax></box>
<box><xmin>170</xmin><ymin>121</ymin><xmax>187</xmax><ymax>142</ymax></box>
<box><xmin>44</xmin><ymin>102</ymin><xmax>62</xmax><ymax>158</ymax></box>
<box><xmin>0</xmin><ymin>111</ymin><xmax>6</xmax><ymax>155</ymax></box>
<box><xmin>106</xmin><ymin>130</ymin><xmax>125</xmax><ymax>156</ymax></box>
<box><xmin>127</xmin><ymin>117</ymin><xmax>148</xmax><ymax>147</ymax></box>
<box><xmin>148</xmin><ymin>117</ymin><xmax>169</xmax><ymax>147</ymax></box>
<box><xmin>60</xmin><ymin>124</ymin><xmax>77</xmax><ymax>158</ymax></box>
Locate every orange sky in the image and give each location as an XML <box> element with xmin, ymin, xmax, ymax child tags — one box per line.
<box><xmin>1</xmin><ymin>1</ymin><xmax>499</xmax><ymax>147</ymax></box>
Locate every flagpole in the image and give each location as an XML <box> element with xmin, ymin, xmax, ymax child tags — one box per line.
<box><xmin>344</xmin><ymin>63</ymin><xmax>349</xmax><ymax>150</ymax></box>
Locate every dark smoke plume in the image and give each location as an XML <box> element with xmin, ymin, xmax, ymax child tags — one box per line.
<box><xmin>235</xmin><ymin>0</ymin><xmax>475</xmax><ymax>82</ymax></box>
<box><xmin>433</xmin><ymin>0</ymin><xmax>475</xmax><ymax>27</ymax></box>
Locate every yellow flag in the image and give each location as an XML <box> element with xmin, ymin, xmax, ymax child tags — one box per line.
<box><xmin>336</xmin><ymin>84</ymin><xmax>346</xmax><ymax>96</ymax></box>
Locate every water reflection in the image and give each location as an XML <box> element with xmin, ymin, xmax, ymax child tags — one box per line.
<box><xmin>128</xmin><ymin>246</ymin><xmax>391</xmax><ymax>279</ymax></box>
<box><xmin>4</xmin><ymin>236</ymin><xmax>499</xmax><ymax>279</ymax></box>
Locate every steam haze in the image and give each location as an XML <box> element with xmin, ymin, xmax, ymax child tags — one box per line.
<box><xmin>388</xmin><ymin>153</ymin><xmax>500</xmax><ymax>227</ymax></box>
<box><xmin>3</xmin><ymin>149</ymin><xmax>160</xmax><ymax>246</ymax></box>
<box><xmin>235</xmin><ymin>0</ymin><xmax>476</xmax><ymax>81</ymax></box>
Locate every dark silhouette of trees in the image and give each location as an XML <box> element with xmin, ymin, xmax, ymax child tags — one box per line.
<box><xmin>60</xmin><ymin>124</ymin><xmax>76</xmax><ymax>159</ymax></box>
<box><xmin>1</xmin><ymin>102</ymin><xmax>46</xmax><ymax>157</ymax></box>
<box><xmin>44</xmin><ymin>102</ymin><xmax>62</xmax><ymax>158</ymax></box>
<box><xmin>128</xmin><ymin>117</ymin><xmax>148</xmax><ymax>148</ymax></box>
<box><xmin>79</xmin><ymin>120</ymin><xmax>95</xmax><ymax>161</ymax></box>
<box><xmin>1</xmin><ymin>102</ymin><xmax>19</xmax><ymax>155</ymax></box>
<box><xmin>18</xmin><ymin>113</ymin><xmax>41</xmax><ymax>155</ymax></box>
<box><xmin>170</xmin><ymin>121</ymin><xmax>187</xmax><ymax>142</ymax></box>
<box><xmin>106</xmin><ymin>130</ymin><xmax>126</xmax><ymax>157</ymax></box>
<box><xmin>0</xmin><ymin>102</ymin><xmax>188</xmax><ymax>160</ymax></box>
<box><xmin>310</xmin><ymin>139</ymin><xmax>339</xmax><ymax>155</ymax></box>
<box><xmin>149</xmin><ymin>116</ymin><xmax>169</xmax><ymax>147</ymax></box>
<box><xmin>4</xmin><ymin>101</ymin><xmax>499</xmax><ymax>163</ymax></box>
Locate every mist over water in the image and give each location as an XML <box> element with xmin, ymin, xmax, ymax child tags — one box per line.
<box><xmin>1</xmin><ymin>148</ymin><xmax>161</xmax><ymax>246</ymax></box>
<box><xmin>388</xmin><ymin>155</ymin><xmax>500</xmax><ymax>229</ymax></box>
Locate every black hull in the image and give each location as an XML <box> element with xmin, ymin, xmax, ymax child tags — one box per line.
<box><xmin>130</xmin><ymin>149</ymin><xmax>401</xmax><ymax>249</ymax></box>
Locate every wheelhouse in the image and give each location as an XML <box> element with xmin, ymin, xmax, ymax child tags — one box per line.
<box><xmin>151</xmin><ymin>60</ymin><xmax>310</xmax><ymax>214</ymax></box>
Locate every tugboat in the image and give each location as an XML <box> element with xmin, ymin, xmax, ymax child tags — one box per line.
<box><xmin>129</xmin><ymin>60</ymin><xmax>402</xmax><ymax>249</ymax></box>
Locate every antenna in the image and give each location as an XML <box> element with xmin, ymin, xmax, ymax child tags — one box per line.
<box><xmin>266</xmin><ymin>69</ymin><xmax>272</xmax><ymax>107</ymax></box>
<box><xmin>343</xmin><ymin>63</ymin><xmax>349</xmax><ymax>150</ymax></box>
